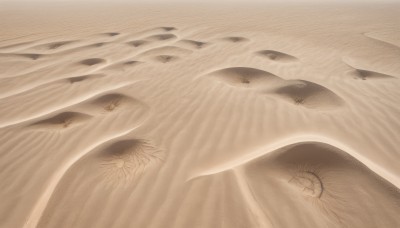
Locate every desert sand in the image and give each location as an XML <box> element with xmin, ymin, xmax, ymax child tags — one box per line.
<box><xmin>0</xmin><ymin>2</ymin><xmax>400</xmax><ymax>228</ymax></box>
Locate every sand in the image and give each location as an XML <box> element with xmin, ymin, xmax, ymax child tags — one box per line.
<box><xmin>0</xmin><ymin>2</ymin><xmax>400</xmax><ymax>228</ymax></box>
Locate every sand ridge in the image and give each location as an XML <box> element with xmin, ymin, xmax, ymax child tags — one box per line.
<box><xmin>0</xmin><ymin>3</ymin><xmax>399</xmax><ymax>228</ymax></box>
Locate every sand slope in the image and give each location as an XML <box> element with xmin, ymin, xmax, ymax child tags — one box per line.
<box><xmin>0</xmin><ymin>3</ymin><xmax>400</xmax><ymax>228</ymax></box>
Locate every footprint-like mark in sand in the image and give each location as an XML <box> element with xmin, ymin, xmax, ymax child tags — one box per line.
<box><xmin>348</xmin><ymin>68</ymin><xmax>395</xmax><ymax>80</ymax></box>
<box><xmin>146</xmin><ymin>34</ymin><xmax>178</xmax><ymax>41</ymax></box>
<box><xmin>178</xmin><ymin>39</ymin><xmax>209</xmax><ymax>49</ymax></box>
<box><xmin>222</xmin><ymin>36</ymin><xmax>249</xmax><ymax>43</ymax></box>
<box><xmin>98</xmin><ymin>139</ymin><xmax>162</xmax><ymax>187</ymax></box>
<box><xmin>206</xmin><ymin>67</ymin><xmax>282</xmax><ymax>89</ymax></box>
<box><xmin>79</xmin><ymin>58</ymin><xmax>106</xmax><ymax>66</ymax></box>
<box><xmin>29</xmin><ymin>112</ymin><xmax>92</xmax><ymax>131</ymax></box>
<box><xmin>255</xmin><ymin>50</ymin><xmax>298</xmax><ymax>63</ymax></box>
<box><xmin>271</xmin><ymin>80</ymin><xmax>344</xmax><ymax>109</ymax></box>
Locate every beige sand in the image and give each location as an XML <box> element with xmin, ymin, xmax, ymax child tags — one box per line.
<box><xmin>0</xmin><ymin>2</ymin><xmax>400</xmax><ymax>228</ymax></box>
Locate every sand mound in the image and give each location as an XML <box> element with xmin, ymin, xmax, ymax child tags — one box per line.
<box><xmin>206</xmin><ymin>67</ymin><xmax>282</xmax><ymax>89</ymax></box>
<box><xmin>348</xmin><ymin>69</ymin><xmax>396</xmax><ymax>80</ymax></box>
<box><xmin>32</xmin><ymin>41</ymin><xmax>76</xmax><ymax>51</ymax></box>
<box><xmin>103</xmin><ymin>32</ymin><xmax>120</xmax><ymax>37</ymax></box>
<box><xmin>245</xmin><ymin>142</ymin><xmax>400</xmax><ymax>227</ymax></box>
<box><xmin>127</xmin><ymin>40</ymin><xmax>149</xmax><ymax>47</ymax></box>
<box><xmin>153</xmin><ymin>55</ymin><xmax>179</xmax><ymax>63</ymax></box>
<box><xmin>178</xmin><ymin>39</ymin><xmax>208</xmax><ymax>49</ymax></box>
<box><xmin>222</xmin><ymin>36</ymin><xmax>249</xmax><ymax>43</ymax></box>
<box><xmin>98</xmin><ymin>139</ymin><xmax>163</xmax><ymax>185</ymax></box>
<box><xmin>241</xmin><ymin>142</ymin><xmax>400</xmax><ymax>227</ymax></box>
<box><xmin>86</xmin><ymin>93</ymin><xmax>142</xmax><ymax>114</ymax></box>
<box><xmin>256</xmin><ymin>50</ymin><xmax>298</xmax><ymax>62</ymax></box>
<box><xmin>159</xmin><ymin>26</ymin><xmax>177</xmax><ymax>32</ymax></box>
<box><xmin>18</xmin><ymin>53</ymin><xmax>42</xmax><ymax>60</ymax></box>
<box><xmin>146</xmin><ymin>34</ymin><xmax>178</xmax><ymax>41</ymax></box>
<box><xmin>79</xmin><ymin>58</ymin><xmax>106</xmax><ymax>66</ymax></box>
<box><xmin>88</xmin><ymin>42</ymin><xmax>108</xmax><ymax>48</ymax></box>
<box><xmin>191</xmin><ymin>141</ymin><xmax>400</xmax><ymax>227</ymax></box>
<box><xmin>140</xmin><ymin>46</ymin><xmax>192</xmax><ymax>56</ymax></box>
<box><xmin>102</xmin><ymin>60</ymin><xmax>142</xmax><ymax>71</ymax></box>
<box><xmin>65</xmin><ymin>74</ymin><xmax>105</xmax><ymax>84</ymax></box>
<box><xmin>138</xmin><ymin>46</ymin><xmax>192</xmax><ymax>63</ymax></box>
<box><xmin>35</xmin><ymin>138</ymin><xmax>162</xmax><ymax>228</ymax></box>
<box><xmin>270</xmin><ymin>80</ymin><xmax>344</xmax><ymax>109</ymax></box>
<box><xmin>29</xmin><ymin>112</ymin><xmax>92</xmax><ymax>130</ymax></box>
<box><xmin>1</xmin><ymin>4</ymin><xmax>399</xmax><ymax>228</ymax></box>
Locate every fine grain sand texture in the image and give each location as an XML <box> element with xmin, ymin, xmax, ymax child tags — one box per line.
<box><xmin>0</xmin><ymin>2</ymin><xmax>400</xmax><ymax>228</ymax></box>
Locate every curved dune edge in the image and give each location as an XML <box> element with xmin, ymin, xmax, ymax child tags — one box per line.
<box><xmin>342</xmin><ymin>59</ymin><xmax>397</xmax><ymax>80</ymax></box>
<box><xmin>187</xmin><ymin>134</ymin><xmax>400</xmax><ymax>189</ymax></box>
<box><xmin>0</xmin><ymin>81</ymin><xmax>145</xmax><ymax>129</ymax></box>
<box><xmin>363</xmin><ymin>32</ymin><xmax>400</xmax><ymax>49</ymax></box>
<box><xmin>22</xmin><ymin>126</ymin><xmax>145</xmax><ymax>228</ymax></box>
<box><xmin>204</xmin><ymin>67</ymin><xmax>345</xmax><ymax>110</ymax></box>
<box><xmin>232</xmin><ymin>169</ymin><xmax>274</xmax><ymax>228</ymax></box>
<box><xmin>29</xmin><ymin>111</ymin><xmax>93</xmax><ymax>131</ymax></box>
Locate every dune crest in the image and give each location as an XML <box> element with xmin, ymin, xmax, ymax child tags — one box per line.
<box><xmin>0</xmin><ymin>3</ymin><xmax>399</xmax><ymax>228</ymax></box>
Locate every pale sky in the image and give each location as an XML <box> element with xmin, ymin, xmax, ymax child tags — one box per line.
<box><xmin>1</xmin><ymin>0</ymin><xmax>399</xmax><ymax>2</ymax></box>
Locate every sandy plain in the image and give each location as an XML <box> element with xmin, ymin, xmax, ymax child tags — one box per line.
<box><xmin>0</xmin><ymin>2</ymin><xmax>400</xmax><ymax>228</ymax></box>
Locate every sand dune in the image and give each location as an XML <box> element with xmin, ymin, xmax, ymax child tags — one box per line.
<box><xmin>29</xmin><ymin>112</ymin><xmax>93</xmax><ymax>131</ymax></box>
<box><xmin>255</xmin><ymin>50</ymin><xmax>298</xmax><ymax>62</ymax></box>
<box><xmin>0</xmin><ymin>3</ymin><xmax>399</xmax><ymax>228</ymax></box>
<box><xmin>205</xmin><ymin>67</ymin><xmax>282</xmax><ymax>88</ymax></box>
<box><xmin>348</xmin><ymin>68</ymin><xmax>396</xmax><ymax>80</ymax></box>
<box><xmin>270</xmin><ymin>80</ymin><xmax>345</xmax><ymax>109</ymax></box>
<box><xmin>190</xmin><ymin>141</ymin><xmax>400</xmax><ymax>227</ymax></box>
<box><xmin>177</xmin><ymin>39</ymin><xmax>209</xmax><ymax>49</ymax></box>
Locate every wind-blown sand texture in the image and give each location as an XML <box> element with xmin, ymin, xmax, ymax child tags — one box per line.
<box><xmin>1</xmin><ymin>3</ymin><xmax>400</xmax><ymax>228</ymax></box>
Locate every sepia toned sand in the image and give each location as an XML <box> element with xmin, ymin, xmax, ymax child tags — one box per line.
<box><xmin>0</xmin><ymin>2</ymin><xmax>400</xmax><ymax>228</ymax></box>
